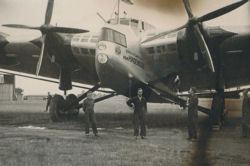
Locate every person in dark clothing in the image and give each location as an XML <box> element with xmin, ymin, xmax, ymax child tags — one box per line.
<box><xmin>127</xmin><ymin>88</ymin><xmax>147</xmax><ymax>139</ymax></box>
<box><xmin>187</xmin><ymin>87</ymin><xmax>198</xmax><ymax>140</ymax></box>
<box><xmin>242</xmin><ymin>89</ymin><xmax>250</xmax><ymax>138</ymax></box>
<box><xmin>83</xmin><ymin>91</ymin><xmax>98</xmax><ymax>136</ymax></box>
<box><xmin>45</xmin><ymin>92</ymin><xmax>52</xmax><ymax>112</ymax></box>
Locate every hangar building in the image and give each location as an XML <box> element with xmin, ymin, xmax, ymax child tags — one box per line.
<box><xmin>0</xmin><ymin>74</ymin><xmax>15</xmax><ymax>101</ymax></box>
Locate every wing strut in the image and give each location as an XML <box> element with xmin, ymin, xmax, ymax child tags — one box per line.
<box><xmin>149</xmin><ymin>85</ymin><xmax>210</xmax><ymax>115</ymax></box>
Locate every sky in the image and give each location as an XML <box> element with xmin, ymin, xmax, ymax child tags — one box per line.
<box><xmin>0</xmin><ymin>0</ymin><xmax>249</xmax><ymax>95</ymax></box>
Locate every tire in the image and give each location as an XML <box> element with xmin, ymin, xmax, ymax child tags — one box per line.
<box><xmin>49</xmin><ymin>95</ymin><xmax>65</xmax><ymax>122</ymax></box>
<box><xmin>66</xmin><ymin>94</ymin><xmax>79</xmax><ymax>119</ymax></box>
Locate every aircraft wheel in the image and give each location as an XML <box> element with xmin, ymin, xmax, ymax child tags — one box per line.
<box><xmin>49</xmin><ymin>95</ymin><xmax>66</xmax><ymax>122</ymax></box>
<box><xmin>66</xmin><ymin>94</ymin><xmax>79</xmax><ymax>119</ymax></box>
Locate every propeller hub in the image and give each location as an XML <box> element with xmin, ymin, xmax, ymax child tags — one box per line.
<box><xmin>40</xmin><ymin>24</ymin><xmax>53</xmax><ymax>33</ymax></box>
<box><xmin>188</xmin><ymin>17</ymin><xmax>198</xmax><ymax>26</ymax></box>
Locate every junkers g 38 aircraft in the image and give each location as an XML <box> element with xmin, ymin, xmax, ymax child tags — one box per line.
<box><xmin>0</xmin><ymin>0</ymin><xmax>249</xmax><ymax>124</ymax></box>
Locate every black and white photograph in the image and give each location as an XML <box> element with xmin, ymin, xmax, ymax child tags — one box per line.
<box><xmin>0</xmin><ymin>0</ymin><xmax>250</xmax><ymax>165</ymax></box>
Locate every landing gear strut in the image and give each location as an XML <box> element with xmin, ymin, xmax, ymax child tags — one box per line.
<box><xmin>211</xmin><ymin>90</ymin><xmax>225</xmax><ymax>128</ymax></box>
<box><xmin>49</xmin><ymin>83</ymin><xmax>103</xmax><ymax>122</ymax></box>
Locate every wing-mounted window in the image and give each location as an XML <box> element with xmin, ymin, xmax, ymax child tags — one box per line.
<box><xmin>141</xmin><ymin>34</ymin><xmax>179</xmax><ymax>77</ymax></box>
<box><xmin>71</xmin><ymin>33</ymin><xmax>97</xmax><ymax>57</ymax></box>
<box><xmin>90</xmin><ymin>36</ymin><xmax>99</xmax><ymax>43</ymax></box>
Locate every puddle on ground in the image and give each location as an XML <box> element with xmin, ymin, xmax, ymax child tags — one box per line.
<box><xmin>114</xmin><ymin>127</ymin><xmax>124</xmax><ymax>130</ymax></box>
<box><xmin>18</xmin><ymin>126</ymin><xmax>46</xmax><ymax>130</ymax></box>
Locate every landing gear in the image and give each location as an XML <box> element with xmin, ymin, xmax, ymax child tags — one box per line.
<box><xmin>210</xmin><ymin>91</ymin><xmax>225</xmax><ymax>128</ymax></box>
<box><xmin>48</xmin><ymin>82</ymin><xmax>118</xmax><ymax>122</ymax></box>
<box><xmin>48</xmin><ymin>83</ymin><xmax>105</xmax><ymax>122</ymax></box>
<box><xmin>49</xmin><ymin>95</ymin><xmax>65</xmax><ymax>122</ymax></box>
<box><xmin>65</xmin><ymin>94</ymin><xmax>79</xmax><ymax>119</ymax></box>
<box><xmin>49</xmin><ymin>94</ymin><xmax>79</xmax><ymax>122</ymax></box>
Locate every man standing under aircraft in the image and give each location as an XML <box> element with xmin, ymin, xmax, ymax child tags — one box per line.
<box><xmin>82</xmin><ymin>91</ymin><xmax>98</xmax><ymax>136</ymax></box>
<box><xmin>242</xmin><ymin>89</ymin><xmax>250</xmax><ymax>138</ymax></box>
<box><xmin>187</xmin><ymin>87</ymin><xmax>198</xmax><ymax>140</ymax></box>
<box><xmin>45</xmin><ymin>92</ymin><xmax>52</xmax><ymax>112</ymax></box>
<box><xmin>127</xmin><ymin>88</ymin><xmax>147</xmax><ymax>139</ymax></box>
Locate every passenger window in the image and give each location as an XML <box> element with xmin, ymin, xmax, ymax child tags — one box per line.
<box><xmin>147</xmin><ymin>47</ymin><xmax>155</xmax><ymax>54</ymax></box>
<box><xmin>73</xmin><ymin>38</ymin><xmax>79</xmax><ymax>42</ymax></box>
<box><xmin>81</xmin><ymin>38</ymin><xmax>88</xmax><ymax>42</ymax></box>
<box><xmin>81</xmin><ymin>48</ymin><xmax>89</xmax><ymax>54</ymax></box>
<box><xmin>90</xmin><ymin>38</ymin><xmax>98</xmax><ymax>43</ymax></box>
<box><xmin>89</xmin><ymin>49</ymin><xmax>96</xmax><ymax>56</ymax></box>
<box><xmin>73</xmin><ymin>47</ymin><xmax>80</xmax><ymax>54</ymax></box>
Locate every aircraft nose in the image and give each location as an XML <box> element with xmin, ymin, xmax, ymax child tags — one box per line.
<box><xmin>95</xmin><ymin>41</ymin><xmax>128</xmax><ymax>89</ymax></box>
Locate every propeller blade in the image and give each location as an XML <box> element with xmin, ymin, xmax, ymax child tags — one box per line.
<box><xmin>182</xmin><ymin>0</ymin><xmax>194</xmax><ymax>18</ymax></box>
<box><xmin>2</xmin><ymin>24</ymin><xmax>40</xmax><ymax>30</ymax></box>
<box><xmin>142</xmin><ymin>24</ymin><xmax>187</xmax><ymax>43</ymax></box>
<box><xmin>45</xmin><ymin>0</ymin><xmax>54</xmax><ymax>25</ymax></box>
<box><xmin>193</xmin><ymin>25</ymin><xmax>215</xmax><ymax>72</ymax></box>
<box><xmin>50</xmin><ymin>27</ymin><xmax>89</xmax><ymax>33</ymax></box>
<box><xmin>36</xmin><ymin>34</ymin><xmax>47</xmax><ymax>76</ymax></box>
<box><xmin>197</xmin><ymin>0</ymin><xmax>248</xmax><ymax>22</ymax></box>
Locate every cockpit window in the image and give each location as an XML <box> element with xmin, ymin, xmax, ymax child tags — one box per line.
<box><xmin>120</xmin><ymin>18</ymin><xmax>130</xmax><ymax>25</ymax></box>
<box><xmin>100</xmin><ymin>28</ymin><xmax>127</xmax><ymax>47</ymax></box>
<box><xmin>131</xmin><ymin>19</ymin><xmax>139</xmax><ymax>28</ymax></box>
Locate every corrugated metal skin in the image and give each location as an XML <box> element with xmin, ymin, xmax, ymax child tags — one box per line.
<box><xmin>0</xmin><ymin>75</ymin><xmax>4</xmax><ymax>83</ymax></box>
<box><xmin>0</xmin><ymin>84</ymin><xmax>13</xmax><ymax>101</ymax></box>
<box><xmin>4</xmin><ymin>75</ymin><xmax>15</xmax><ymax>84</ymax></box>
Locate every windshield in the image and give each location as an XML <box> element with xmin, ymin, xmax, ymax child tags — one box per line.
<box><xmin>100</xmin><ymin>28</ymin><xmax>127</xmax><ymax>47</ymax></box>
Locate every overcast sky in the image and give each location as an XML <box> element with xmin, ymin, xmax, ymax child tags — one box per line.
<box><xmin>0</xmin><ymin>0</ymin><xmax>249</xmax><ymax>95</ymax></box>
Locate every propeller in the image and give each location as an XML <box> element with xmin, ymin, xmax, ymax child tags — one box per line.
<box><xmin>142</xmin><ymin>0</ymin><xmax>249</xmax><ymax>72</ymax></box>
<box><xmin>2</xmin><ymin>0</ymin><xmax>89</xmax><ymax>76</ymax></box>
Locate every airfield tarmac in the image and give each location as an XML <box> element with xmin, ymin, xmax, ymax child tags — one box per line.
<box><xmin>0</xmin><ymin>97</ymin><xmax>250</xmax><ymax>166</ymax></box>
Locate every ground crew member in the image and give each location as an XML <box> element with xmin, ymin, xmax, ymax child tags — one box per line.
<box><xmin>242</xmin><ymin>89</ymin><xmax>250</xmax><ymax>138</ymax></box>
<box><xmin>83</xmin><ymin>91</ymin><xmax>98</xmax><ymax>136</ymax></box>
<box><xmin>45</xmin><ymin>92</ymin><xmax>52</xmax><ymax>112</ymax></box>
<box><xmin>187</xmin><ymin>87</ymin><xmax>198</xmax><ymax>140</ymax></box>
<box><xmin>127</xmin><ymin>88</ymin><xmax>147</xmax><ymax>139</ymax></box>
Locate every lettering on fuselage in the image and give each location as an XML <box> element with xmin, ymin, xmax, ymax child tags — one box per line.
<box><xmin>126</xmin><ymin>50</ymin><xmax>142</xmax><ymax>60</ymax></box>
<box><xmin>123</xmin><ymin>54</ymin><xmax>144</xmax><ymax>69</ymax></box>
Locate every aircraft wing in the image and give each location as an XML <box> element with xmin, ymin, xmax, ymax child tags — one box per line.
<box><xmin>177</xmin><ymin>89</ymin><xmax>243</xmax><ymax>99</ymax></box>
<box><xmin>0</xmin><ymin>32</ymin><xmax>100</xmax><ymax>87</ymax></box>
<box><xmin>140</xmin><ymin>31</ymin><xmax>179</xmax><ymax>79</ymax></box>
<box><xmin>141</xmin><ymin>25</ymin><xmax>250</xmax><ymax>91</ymax></box>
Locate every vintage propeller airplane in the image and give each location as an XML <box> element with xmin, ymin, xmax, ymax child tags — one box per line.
<box><xmin>0</xmin><ymin>0</ymin><xmax>249</xmax><ymax>125</ymax></box>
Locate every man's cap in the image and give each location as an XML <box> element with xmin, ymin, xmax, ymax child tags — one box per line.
<box><xmin>138</xmin><ymin>88</ymin><xmax>143</xmax><ymax>91</ymax></box>
<box><xmin>243</xmin><ymin>89</ymin><xmax>249</xmax><ymax>94</ymax></box>
<box><xmin>189</xmin><ymin>87</ymin><xmax>197</xmax><ymax>93</ymax></box>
